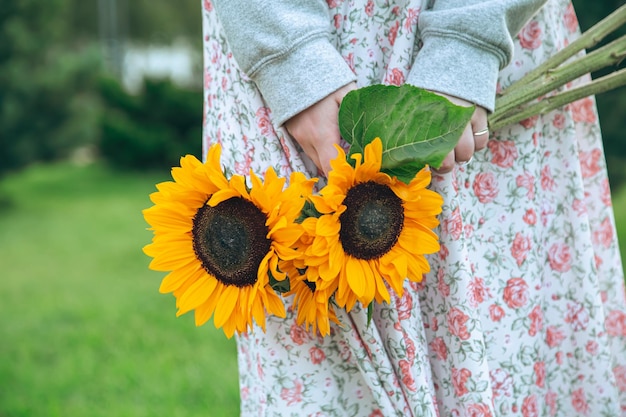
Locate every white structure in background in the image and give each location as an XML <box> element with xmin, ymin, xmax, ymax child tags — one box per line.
<box><xmin>122</xmin><ymin>40</ymin><xmax>200</xmax><ymax>92</ymax></box>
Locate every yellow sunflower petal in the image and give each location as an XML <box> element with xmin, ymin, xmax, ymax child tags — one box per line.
<box><xmin>213</xmin><ymin>285</ymin><xmax>240</xmax><ymax>328</ymax></box>
<box><xmin>177</xmin><ymin>276</ymin><xmax>218</xmax><ymax>315</ymax></box>
<box><xmin>345</xmin><ymin>256</ymin><xmax>368</xmax><ymax>299</ymax></box>
<box><xmin>159</xmin><ymin>261</ymin><xmax>204</xmax><ymax>294</ymax></box>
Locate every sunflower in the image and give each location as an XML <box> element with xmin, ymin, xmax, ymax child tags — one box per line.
<box><xmin>143</xmin><ymin>143</ymin><xmax>316</xmax><ymax>338</ymax></box>
<box><xmin>302</xmin><ymin>137</ymin><xmax>443</xmax><ymax>311</ymax></box>
<box><xmin>281</xmin><ymin>217</ymin><xmax>340</xmax><ymax>336</ymax></box>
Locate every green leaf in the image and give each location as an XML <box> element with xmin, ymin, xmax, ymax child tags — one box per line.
<box><xmin>338</xmin><ymin>84</ymin><xmax>474</xmax><ymax>181</ymax></box>
<box><xmin>269</xmin><ymin>271</ymin><xmax>290</xmax><ymax>294</ymax></box>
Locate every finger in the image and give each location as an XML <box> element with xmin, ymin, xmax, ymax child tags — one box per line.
<box><xmin>454</xmin><ymin>125</ymin><xmax>475</xmax><ymax>163</ymax></box>
<box><xmin>319</xmin><ymin>143</ymin><xmax>339</xmax><ymax>176</ymax></box>
<box><xmin>471</xmin><ymin>109</ymin><xmax>489</xmax><ymax>151</ymax></box>
<box><xmin>434</xmin><ymin>150</ymin><xmax>456</xmax><ymax>174</ymax></box>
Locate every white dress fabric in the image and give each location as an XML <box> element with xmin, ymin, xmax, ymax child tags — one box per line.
<box><xmin>201</xmin><ymin>0</ymin><xmax>626</xmax><ymax>415</ymax></box>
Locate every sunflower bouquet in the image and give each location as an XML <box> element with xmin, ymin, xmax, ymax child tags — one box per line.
<box><xmin>144</xmin><ymin>5</ymin><xmax>626</xmax><ymax>338</ymax></box>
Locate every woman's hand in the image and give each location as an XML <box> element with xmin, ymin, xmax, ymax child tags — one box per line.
<box><xmin>285</xmin><ymin>82</ymin><xmax>357</xmax><ymax>176</ymax></box>
<box><xmin>286</xmin><ymin>84</ymin><xmax>488</xmax><ymax>176</ymax></box>
<box><xmin>430</xmin><ymin>92</ymin><xmax>489</xmax><ymax>174</ymax></box>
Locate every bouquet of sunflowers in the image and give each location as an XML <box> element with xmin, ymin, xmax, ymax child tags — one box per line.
<box><xmin>143</xmin><ymin>6</ymin><xmax>626</xmax><ymax>338</ymax></box>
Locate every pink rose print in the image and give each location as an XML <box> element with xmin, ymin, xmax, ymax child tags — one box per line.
<box><xmin>556</xmin><ymin>351</ymin><xmax>564</xmax><ymax>365</ymax></box>
<box><xmin>437</xmin><ymin>268</ymin><xmax>450</xmax><ymax>297</ymax></box>
<box><xmin>585</xmin><ymin>340</ymin><xmax>599</xmax><ymax>356</ymax></box>
<box><xmin>444</xmin><ymin>207</ymin><xmax>463</xmax><ymax>240</ymax></box>
<box><xmin>548</xmin><ymin>242</ymin><xmax>572</xmax><ymax>272</ymax></box>
<box><xmin>326</xmin><ymin>0</ymin><xmax>339</xmax><ymax>7</ymax></box>
<box><xmin>579</xmin><ymin>148</ymin><xmax>602</xmax><ymax>178</ymax></box>
<box><xmin>605</xmin><ymin>310</ymin><xmax>626</xmax><ymax>336</ymax></box>
<box><xmin>534</xmin><ymin>361</ymin><xmax>545</xmax><ymax>388</ymax></box>
<box><xmin>545</xmin><ymin>325</ymin><xmax>566</xmax><ymax>348</ymax></box>
<box><xmin>333</xmin><ymin>13</ymin><xmax>342</xmax><ymax>29</ymax></box>
<box><xmin>388</xmin><ymin>21</ymin><xmax>399</xmax><ymax>46</ymax></box>
<box><xmin>523</xmin><ymin>208</ymin><xmax>537</xmax><ymax>226</ymax></box>
<box><xmin>614</xmin><ymin>365</ymin><xmax>626</xmax><ymax>392</ymax></box>
<box><xmin>571</xmin><ymin>388</ymin><xmax>590</xmax><ymax>415</ymax></box>
<box><xmin>203</xmin><ymin>0</ymin><xmax>213</xmax><ymax>12</ymax></box>
<box><xmin>399</xmin><ymin>359</ymin><xmax>417</xmax><ymax>391</ymax></box>
<box><xmin>592</xmin><ymin>217</ymin><xmax>614</xmax><ymax>249</ymax></box>
<box><xmin>518</xmin><ymin>20</ymin><xmax>542</xmax><ymax>50</ymax></box>
<box><xmin>519</xmin><ymin>114</ymin><xmax>539</xmax><ymax>129</ymax></box>
<box><xmin>430</xmin><ymin>337</ymin><xmax>448</xmax><ymax>360</ymax></box>
<box><xmin>385</xmin><ymin>67</ymin><xmax>405</xmax><ymax>86</ymax></box>
<box><xmin>404</xmin><ymin>8</ymin><xmax>419</xmax><ymax>32</ymax></box>
<box><xmin>516</xmin><ymin>171</ymin><xmax>535</xmax><ymax>199</ymax></box>
<box><xmin>256</xmin><ymin>107</ymin><xmax>275</xmax><ymax>137</ymax></box>
<box><xmin>564</xmin><ymin>2</ymin><xmax>579</xmax><ymax>33</ymax></box>
<box><xmin>552</xmin><ymin>112</ymin><xmax>566</xmax><ymax>129</ymax></box>
<box><xmin>439</xmin><ymin>243</ymin><xmax>450</xmax><ymax>260</ymax></box>
<box><xmin>488</xmin><ymin>140</ymin><xmax>518</xmax><ymax>168</ymax></box>
<box><xmin>365</xmin><ymin>0</ymin><xmax>374</xmax><ymax>16</ymax></box>
<box><xmin>309</xmin><ymin>346</ymin><xmax>326</xmax><ymax>364</ymax></box>
<box><xmin>289</xmin><ymin>322</ymin><xmax>310</xmax><ymax>345</ymax></box>
<box><xmin>601</xmin><ymin>178</ymin><xmax>612</xmax><ymax>207</ymax></box>
<box><xmin>468</xmin><ymin>277</ymin><xmax>491</xmax><ymax>308</ymax></box>
<box><xmin>511</xmin><ymin>232</ymin><xmax>532</xmax><ymax>266</ymax></box>
<box><xmin>540</xmin><ymin>165</ymin><xmax>555</xmax><ymax>191</ymax></box>
<box><xmin>528</xmin><ymin>305</ymin><xmax>543</xmax><ymax>337</ymax></box>
<box><xmin>522</xmin><ymin>394</ymin><xmax>539</xmax><ymax>417</ymax></box>
<box><xmin>490</xmin><ymin>368</ymin><xmax>513</xmax><ymax>398</ymax></box>
<box><xmin>473</xmin><ymin>172</ymin><xmax>499</xmax><ymax>203</ymax></box>
<box><xmin>452</xmin><ymin>367</ymin><xmax>472</xmax><ymax>397</ymax></box>
<box><xmin>395</xmin><ymin>291</ymin><xmax>413</xmax><ymax>321</ymax></box>
<box><xmin>489</xmin><ymin>304</ymin><xmax>506</xmax><ymax>322</ymax></box>
<box><xmin>447</xmin><ymin>307</ymin><xmax>471</xmax><ymax>340</ymax></box>
<box><xmin>546</xmin><ymin>391</ymin><xmax>558</xmax><ymax>416</ymax></box>
<box><xmin>565</xmin><ymin>302</ymin><xmax>589</xmax><ymax>331</ymax></box>
<box><xmin>280</xmin><ymin>379</ymin><xmax>304</xmax><ymax>405</ymax></box>
<box><xmin>572</xmin><ymin>198</ymin><xmax>586</xmax><ymax>217</ymax></box>
<box><xmin>569</xmin><ymin>97</ymin><xmax>597</xmax><ymax>124</ymax></box>
<box><xmin>503</xmin><ymin>278</ymin><xmax>529</xmax><ymax>309</ymax></box>
<box><xmin>466</xmin><ymin>403</ymin><xmax>493</xmax><ymax>417</ymax></box>
<box><xmin>344</xmin><ymin>52</ymin><xmax>355</xmax><ymax>72</ymax></box>
<box><xmin>369</xmin><ymin>410</ymin><xmax>384</xmax><ymax>417</ymax></box>
<box><xmin>405</xmin><ymin>336</ymin><xmax>416</xmax><ymax>362</ymax></box>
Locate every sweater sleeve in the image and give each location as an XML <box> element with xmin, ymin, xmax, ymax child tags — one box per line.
<box><xmin>211</xmin><ymin>0</ymin><xmax>357</xmax><ymax>127</ymax></box>
<box><xmin>408</xmin><ymin>0</ymin><xmax>548</xmax><ymax>112</ymax></box>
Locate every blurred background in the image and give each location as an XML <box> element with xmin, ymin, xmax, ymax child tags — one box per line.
<box><xmin>0</xmin><ymin>1</ymin><xmax>624</xmax><ymax>416</ymax></box>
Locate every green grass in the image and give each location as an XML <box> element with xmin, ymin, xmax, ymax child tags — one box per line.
<box><xmin>0</xmin><ymin>163</ymin><xmax>239</xmax><ymax>417</ymax></box>
<box><xmin>614</xmin><ymin>185</ymin><xmax>626</xmax><ymax>265</ymax></box>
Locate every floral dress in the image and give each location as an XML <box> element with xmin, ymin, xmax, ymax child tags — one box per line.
<box><xmin>201</xmin><ymin>0</ymin><xmax>626</xmax><ymax>415</ymax></box>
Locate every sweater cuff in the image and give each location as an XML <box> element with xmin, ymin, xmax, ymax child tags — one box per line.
<box><xmin>252</xmin><ymin>36</ymin><xmax>357</xmax><ymax>127</ymax></box>
<box><xmin>407</xmin><ymin>35</ymin><xmax>502</xmax><ymax>112</ymax></box>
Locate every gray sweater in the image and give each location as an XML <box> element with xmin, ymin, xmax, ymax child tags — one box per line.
<box><xmin>211</xmin><ymin>0</ymin><xmax>548</xmax><ymax>127</ymax></box>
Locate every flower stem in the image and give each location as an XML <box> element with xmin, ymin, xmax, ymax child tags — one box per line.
<box><xmin>490</xmin><ymin>4</ymin><xmax>626</xmax><ymax>130</ymax></box>
<box><xmin>492</xmin><ymin>35</ymin><xmax>626</xmax><ymax>121</ymax></box>
<box><xmin>489</xmin><ymin>67</ymin><xmax>626</xmax><ymax>130</ymax></box>
<box><xmin>500</xmin><ymin>4</ymin><xmax>626</xmax><ymax>95</ymax></box>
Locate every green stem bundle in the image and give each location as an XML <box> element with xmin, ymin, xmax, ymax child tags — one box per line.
<box><xmin>489</xmin><ymin>4</ymin><xmax>626</xmax><ymax>131</ymax></box>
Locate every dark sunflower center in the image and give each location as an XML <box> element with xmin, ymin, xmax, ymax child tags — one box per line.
<box><xmin>339</xmin><ymin>181</ymin><xmax>404</xmax><ymax>260</ymax></box>
<box><xmin>192</xmin><ymin>197</ymin><xmax>270</xmax><ymax>287</ymax></box>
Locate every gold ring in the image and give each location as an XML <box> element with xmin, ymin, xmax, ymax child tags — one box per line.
<box><xmin>473</xmin><ymin>128</ymin><xmax>489</xmax><ymax>136</ymax></box>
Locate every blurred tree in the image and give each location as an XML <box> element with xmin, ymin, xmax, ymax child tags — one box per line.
<box><xmin>98</xmin><ymin>76</ymin><xmax>202</xmax><ymax>170</ymax></box>
<box><xmin>0</xmin><ymin>0</ymin><xmax>203</xmax><ymax>180</ymax></box>
<box><xmin>0</xmin><ymin>0</ymin><xmax>102</xmax><ymax>179</ymax></box>
<box><xmin>572</xmin><ymin>0</ymin><xmax>626</xmax><ymax>188</ymax></box>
